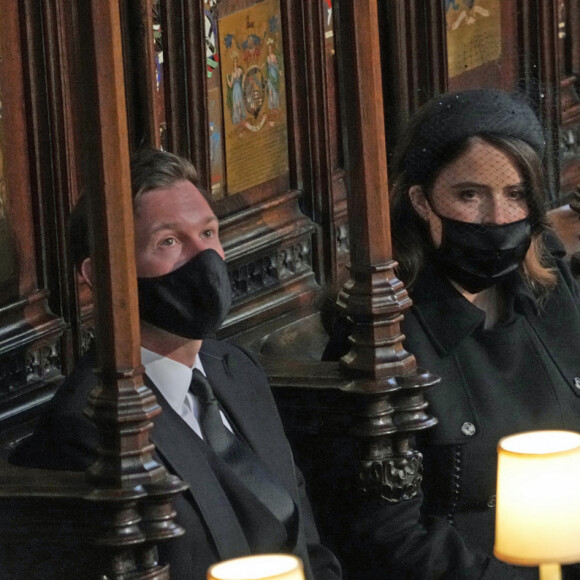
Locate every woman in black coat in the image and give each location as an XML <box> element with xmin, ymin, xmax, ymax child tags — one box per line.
<box><xmin>324</xmin><ymin>89</ymin><xmax>580</xmax><ymax>579</ymax></box>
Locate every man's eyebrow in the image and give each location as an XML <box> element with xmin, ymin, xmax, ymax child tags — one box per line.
<box><xmin>148</xmin><ymin>215</ymin><xmax>219</xmax><ymax>234</ymax></box>
<box><xmin>200</xmin><ymin>215</ymin><xmax>219</xmax><ymax>228</ymax></box>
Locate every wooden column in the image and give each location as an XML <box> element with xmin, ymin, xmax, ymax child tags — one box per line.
<box><xmin>0</xmin><ymin>2</ymin><xmax>186</xmax><ymax>578</ymax></box>
<box><xmin>80</xmin><ymin>0</ymin><xmax>187</xmax><ymax>575</ymax></box>
<box><xmin>334</xmin><ymin>0</ymin><xmax>438</xmax><ymax>502</ymax></box>
<box><xmin>82</xmin><ymin>0</ymin><xmax>162</xmax><ymax>489</ymax></box>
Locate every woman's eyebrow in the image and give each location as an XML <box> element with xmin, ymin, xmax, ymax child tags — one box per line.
<box><xmin>449</xmin><ymin>180</ymin><xmax>523</xmax><ymax>189</ymax></box>
<box><xmin>448</xmin><ymin>181</ymin><xmax>488</xmax><ymax>189</ymax></box>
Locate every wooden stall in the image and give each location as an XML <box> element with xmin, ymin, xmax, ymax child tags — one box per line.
<box><xmin>0</xmin><ymin>0</ymin><xmax>578</xmax><ymax>577</ymax></box>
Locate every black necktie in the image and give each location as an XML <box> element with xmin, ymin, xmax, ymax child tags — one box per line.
<box><xmin>189</xmin><ymin>368</ymin><xmax>233</xmax><ymax>455</ymax></box>
<box><xmin>188</xmin><ymin>368</ymin><xmax>296</xmax><ymax>535</ymax></box>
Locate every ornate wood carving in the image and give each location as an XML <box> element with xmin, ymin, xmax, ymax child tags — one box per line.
<box><xmin>230</xmin><ymin>236</ymin><xmax>313</xmax><ymax>303</ymax></box>
<box><xmin>221</xmin><ymin>189</ymin><xmax>320</xmax><ymax>335</ymax></box>
<box><xmin>358</xmin><ymin>451</ymin><xmax>423</xmax><ymax>503</ymax></box>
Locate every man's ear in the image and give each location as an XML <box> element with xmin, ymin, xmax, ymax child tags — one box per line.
<box><xmin>409</xmin><ymin>185</ymin><xmax>431</xmax><ymax>221</ymax></box>
<box><xmin>79</xmin><ymin>257</ymin><xmax>94</xmax><ymax>289</ymax></box>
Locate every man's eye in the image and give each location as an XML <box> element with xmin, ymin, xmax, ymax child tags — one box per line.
<box><xmin>202</xmin><ymin>229</ymin><xmax>215</xmax><ymax>239</ymax></box>
<box><xmin>159</xmin><ymin>237</ymin><xmax>177</xmax><ymax>246</ymax></box>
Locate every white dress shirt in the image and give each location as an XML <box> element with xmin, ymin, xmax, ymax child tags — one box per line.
<box><xmin>141</xmin><ymin>346</ymin><xmax>233</xmax><ymax>439</ymax></box>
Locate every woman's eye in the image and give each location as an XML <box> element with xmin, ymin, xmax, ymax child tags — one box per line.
<box><xmin>507</xmin><ymin>189</ymin><xmax>525</xmax><ymax>200</ymax></box>
<box><xmin>459</xmin><ymin>190</ymin><xmax>478</xmax><ymax>201</ymax></box>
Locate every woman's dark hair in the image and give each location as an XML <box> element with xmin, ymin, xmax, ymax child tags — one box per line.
<box><xmin>390</xmin><ymin>132</ymin><xmax>556</xmax><ymax>294</ymax></box>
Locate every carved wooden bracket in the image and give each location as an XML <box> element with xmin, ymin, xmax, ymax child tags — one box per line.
<box><xmin>331</xmin><ymin>0</ymin><xmax>439</xmax><ymax>502</ymax></box>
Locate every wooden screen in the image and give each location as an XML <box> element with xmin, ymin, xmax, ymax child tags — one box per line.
<box><xmin>0</xmin><ymin>0</ymin><xmax>349</xmax><ymax>442</ymax></box>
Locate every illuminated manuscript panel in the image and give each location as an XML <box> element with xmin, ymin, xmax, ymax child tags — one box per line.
<box><xmin>446</xmin><ymin>0</ymin><xmax>501</xmax><ymax>78</ymax></box>
<box><xmin>218</xmin><ymin>0</ymin><xmax>289</xmax><ymax>195</ymax></box>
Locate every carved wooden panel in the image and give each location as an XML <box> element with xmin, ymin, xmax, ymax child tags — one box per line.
<box><xmin>127</xmin><ymin>0</ymin><xmax>348</xmax><ymax>338</ymax></box>
<box><xmin>0</xmin><ymin>1</ymin><xmax>69</xmax><ymax>441</ymax></box>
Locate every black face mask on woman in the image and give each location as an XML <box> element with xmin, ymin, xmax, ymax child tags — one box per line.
<box><xmin>137</xmin><ymin>249</ymin><xmax>232</xmax><ymax>339</ymax></box>
<box><xmin>432</xmin><ymin>215</ymin><xmax>533</xmax><ymax>294</ymax></box>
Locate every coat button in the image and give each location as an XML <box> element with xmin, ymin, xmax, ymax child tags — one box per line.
<box><xmin>487</xmin><ymin>495</ymin><xmax>496</xmax><ymax>508</ymax></box>
<box><xmin>461</xmin><ymin>422</ymin><xmax>476</xmax><ymax>436</ymax></box>
<box><xmin>574</xmin><ymin>377</ymin><xmax>580</xmax><ymax>391</ymax></box>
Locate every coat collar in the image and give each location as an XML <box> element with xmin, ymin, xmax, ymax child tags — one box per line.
<box><xmin>411</xmin><ymin>264</ymin><xmax>485</xmax><ymax>355</ymax></box>
<box><xmin>411</xmin><ymin>263</ymin><xmax>538</xmax><ymax>356</ymax></box>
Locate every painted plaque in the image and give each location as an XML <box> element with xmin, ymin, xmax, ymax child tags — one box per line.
<box><xmin>446</xmin><ymin>0</ymin><xmax>501</xmax><ymax>78</ymax></box>
<box><xmin>218</xmin><ymin>0</ymin><xmax>289</xmax><ymax>195</ymax></box>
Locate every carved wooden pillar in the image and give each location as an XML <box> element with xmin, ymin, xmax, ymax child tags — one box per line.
<box><xmin>0</xmin><ymin>1</ymin><xmax>186</xmax><ymax>578</ymax></box>
<box><xmin>79</xmin><ymin>0</ymin><xmax>187</xmax><ymax>575</ymax></box>
<box><xmin>333</xmin><ymin>0</ymin><xmax>438</xmax><ymax>501</ymax></box>
<box><xmin>250</xmin><ymin>0</ymin><xmax>440</xmax><ymax>513</ymax></box>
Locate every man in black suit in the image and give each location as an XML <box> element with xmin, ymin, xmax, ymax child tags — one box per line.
<box><xmin>13</xmin><ymin>148</ymin><xmax>341</xmax><ymax>580</ymax></box>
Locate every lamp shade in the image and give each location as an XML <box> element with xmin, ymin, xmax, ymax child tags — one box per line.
<box><xmin>494</xmin><ymin>430</ymin><xmax>580</xmax><ymax>566</ymax></box>
<box><xmin>207</xmin><ymin>554</ymin><xmax>305</xmax><ymax>580</ymax></box>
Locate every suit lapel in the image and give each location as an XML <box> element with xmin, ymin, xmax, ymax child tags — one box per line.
<box><xmin>144</xmin><ymin>374</ymin><xmax>251</xmax><ymax>560</ymax></box>
<box><xmin>199</xmin><ymin>341</ymin><xmax>298</xmax><ymax>499</ymax></box>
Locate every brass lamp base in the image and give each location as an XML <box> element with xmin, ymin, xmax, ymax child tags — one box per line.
<box><xmin>539</xmin><ymin>563</ymin><xmax>561</xmax><ymax>580</ymax></box>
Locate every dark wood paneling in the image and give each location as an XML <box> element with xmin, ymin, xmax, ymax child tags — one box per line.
<box><xmin>521</xmin><ymin>0</ymin><xmax>561</xmax><ymax>206</ymax></box>
<box><xmin>559</xmin><ymin>0</ymin><xmax>580</xmax><ymax>200</ymax></box>
<box><xmin>0</xmin><ymin>0</ymin><xmax>67</xmax><ymax>441</ymax></box>
<box><xmin>378</xmin><ymin>0</ymin><xmax>447</xmax><ymax>166</ymax></box>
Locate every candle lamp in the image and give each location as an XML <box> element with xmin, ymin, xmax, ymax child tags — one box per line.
<box><xmin>207</xmin><ymin>554</ymin><xmax>304</xmax><ymax>580</ymax></box>
<box><xmin>494</xmin><ymin>430</ymin><xmax>580</xmax><ymax>580</ymax></box>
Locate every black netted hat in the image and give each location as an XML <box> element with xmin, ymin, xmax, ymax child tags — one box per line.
<box><xmin>402</xmin><ymin>88</ymin><xmax>546</xmax><ymax>185</ymax></box>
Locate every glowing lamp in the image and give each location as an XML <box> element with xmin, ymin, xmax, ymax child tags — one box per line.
<box><xmin>207</xmin><ymin>554</ymin><xmax>304</xmax><ymax>580</ymax></box>
<box><xmin>495</xmin><ymin>430</ymin><xmax>580</xmax><ymax>580</ymax></box>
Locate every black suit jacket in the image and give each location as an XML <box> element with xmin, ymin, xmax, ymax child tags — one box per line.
<box><xmin>12</xmin><ymin>339</ymin><xmax>340</xmax><ymax>580</ymax></box>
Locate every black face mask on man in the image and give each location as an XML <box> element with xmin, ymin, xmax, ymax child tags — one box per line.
<box><xmin>432</xmin><ymin>215</ymin><xmax>532</xmax><ymax>294</ymax></box>
<box><xmin>137</xmin><ymin>249</ymin><xmax>232</xmax><ymax>339</ymax></box>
